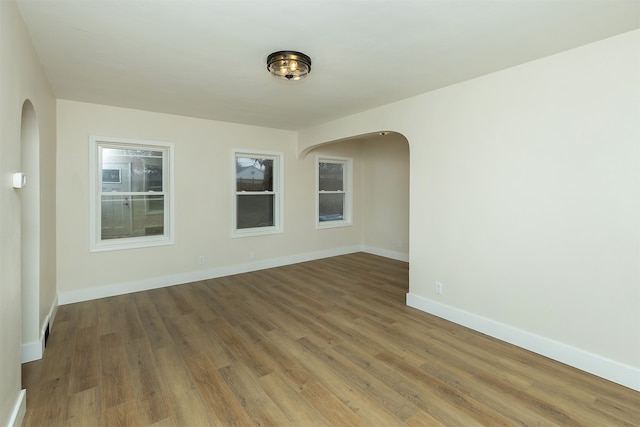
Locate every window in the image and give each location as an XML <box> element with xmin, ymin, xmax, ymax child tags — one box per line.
<box><xmin>317</xmin><ymin>156</ymin><xmax>352</xmax><ymax>228</ymax></box>
<box><xmin>90</xmin><ymin>136</ymin><xmax>174</xmax><ymax>251</ymax></box>
<box><xmin>233</xmin><ymin>150</ymin><xmax>283</xmax><ymax>237</ymax></box>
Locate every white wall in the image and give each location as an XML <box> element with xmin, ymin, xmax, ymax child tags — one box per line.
<box><xmin>57</xmin><ymin>101</ymin><xmax>380</xmax><ymax>299</ymax></box>
<box><xmin>299</xmin><ymin>30</ymin><xmax>640</xmax><ymax>390</ymax></box>
<box><xmin>361</xmin><ymin>133</ymin><xmax>410</xmax><ymax>260</ymax></box>
<box><xmin>0</xmin><ymin>1</ymin><xmax>57</xmax><ymax>425</ymax></box>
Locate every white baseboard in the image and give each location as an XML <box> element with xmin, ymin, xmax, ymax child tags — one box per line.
<box><xmin>21</xmin><ymin>294</ymin><xmax>59</xmax><ymax>363</ymax></box>
<box><xmin>21</xmin><ymin>339</ymin><xmax>43</xmax><ymax>364</ymax></box>
<box><xmin>361</xmin><ymin>245</ymin><xmax>409</xmax><ymax>262</ymax></box>
<box><xmin>406</xmin><ymin>292</ymin><xmax>640</xmax><ymax>392</ymax></box>
<box><xmin>58</xmin><ymin>245</ymin><xmax>369</xmax><ymax>305</ymax></box>
<box><xmin>45</xmin><ymin>293</ymin><xmax>59</xmax><ymax>332</ymax></box>
<box><xmin>8</xmin><ymin>389</ymin><xmax>26</xmax><ymax>427</ymax></box>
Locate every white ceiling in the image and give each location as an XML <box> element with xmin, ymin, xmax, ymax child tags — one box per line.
<box><xmin>16</xmin><ymin>0</ymin><xmax>640</xmax><ymax>131</ymax></box>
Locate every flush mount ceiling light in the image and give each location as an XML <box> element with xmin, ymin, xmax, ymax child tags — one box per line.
<box><xmin>267</xmin><ymin>51</ymin><xmax>311</xmax><ymax>81</ymax></box>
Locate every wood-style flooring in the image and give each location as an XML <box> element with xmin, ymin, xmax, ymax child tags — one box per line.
<box><xmin>22</xmin><ymin>253</ymin><xmax>639</xmax><ymax>426</ymax></box>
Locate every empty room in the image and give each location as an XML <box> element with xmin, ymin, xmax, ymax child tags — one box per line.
<box><xmin>1</xmin><ymin>0</ymin><xmax>639</xmax><ymax>426</ymax></box>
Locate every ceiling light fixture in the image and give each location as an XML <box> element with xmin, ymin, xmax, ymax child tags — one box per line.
<box><xmin>267</xmin><ymin>51</ymin><xmax>311</xmax><ymax>81</ymax></box>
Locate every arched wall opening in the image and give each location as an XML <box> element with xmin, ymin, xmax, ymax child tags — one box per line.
<box><xmin>20</xmin><ymin>99</ymin><xmax>41</xmax><ymax>361</ymax></box>
<box><xmin>304</xmin><ymin>130</ymin><xmax>410</xmax><ymax>264</ymax></box>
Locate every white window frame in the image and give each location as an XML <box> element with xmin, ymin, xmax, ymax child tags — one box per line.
<box><xmin>232</xmin><ymin>149</ymin><xmax>284</xmax><ymax>238</ymax></box>
<box><xmin>316</xmin><ymin>155</ymin><xmax>353</xmax><ymax>229</ymax></box>
<box><xmin>89</xmin><ymin>136</ymin><xmax>175</xmax><ymax>252</ymax></box>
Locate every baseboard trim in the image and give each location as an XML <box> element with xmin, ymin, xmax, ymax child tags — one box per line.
<box><xmin>361</xmin><ymin>245</ymin><xmax>409</xmax><ymax>262</ymax></box>
<box><xmin>406</xmin><ymin>292</ymin><xmax>640</xmax><ymax>392</ymax></box>
<box><xmin>58</xmin><ymin>245</ymin><xmax>376</xmax><ymax>305</ymax></box>
<box><xmin>42</xmin><ymin>293</ymin><xmax>58</xmax><ymax>345</ymax></box>
<box><xmin>8</xmin><ymin>389</ymin><xmax>26</xmax><ymax>427</ymax></box>
<box><xmin>21</xmin><ymin>340</ymin><xmax>43</xmax><ymax>364</ymax></box>
<box><xmin>21</xmin><ymin>294</ymin><xmax>59</xmax><ymax>363</ymax></box>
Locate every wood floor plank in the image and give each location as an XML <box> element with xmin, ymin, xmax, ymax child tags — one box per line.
<box><xmin>103</xmin><ymin>400</ymin><xmax>142</xmax><ymax>427</ymax></box>
<box><xmin>21</xmin><ymin>358</ymin><xmax>43</xmax><ymax>390</ymax></box>
<box><xmin>419</xmin><ymin>358</ymin><xmax>558</xmax><ymax>426</ymax></box>
<box><xmin>284</xmin><ymin>337</ymin><xmax>411</xmax><ymax>426</ymax></box>
<box><xmin>122</xmin><ymin>297</ymin><xmax>147</xmax><ymax>342</ymax></box>
<box><xmin>154</xmin><ymin>359</ymin><xmax>197</xmax><ymax>400</ymax></box>
<box><xmin>333</xmin><ymin>342</ymin><xmax>487</xmax><ymax>426</ymax></box>
<box><xmin>134</xmin><ymin>394</ymin><xmax>171</xmax><ymax>426</ymax></box>
<box><xmin>264</xmin><ymin>329</ymin><xmax>321</xmax><ymax>392</ymax></box>
<box><xmin>375</xmin><ymin>350</ymin><xmax>516</xmax><ymax>426</ymax></box>
<box><xmin>405</xmin><ymin>409</ymin><xmax>448</xmax><ymax>427</ymax></box>
<box><xmin>162</xmin><ymin>311</ymin><xmax>210</xmax><ymax>359</ymax></box>
<box><xmin>99</xmin><ymin>332</ymin><xmax>135</xmax><ymax>410</ymax></box>
<box><xmin>123</xmin><ymin>338</ymin><xmax>164</xmax><ymax>406</ymax></box>
<box><xmin>162</xmin><ymin>388</ymin><xmax>211</xmax><ymax>427</ymax></box>
<box><xmin>300</xmin><ymin>382</ymin><xmax>370</xmax><ymax>427</ymax></box>
<box><xmin>245</xmin><ymin>280</ymin><xmax>339</xmax><ymax>342</ymax></box>
<box><xmin>235</xmin><ymin>322</ymin><xmax>318</xmax><ymax>392</ymax></box>
<box><xmin>65</xmin><ymin>387</ymin><xmax>101</xmax><ymax>427</ymax></box>
<box><xmin>297</xmin><ymin>334</ymin><xmax>421</xmax><ymax>423</ymax></box>
<box><xmin>96</xmin><ymin>296</ymin><xmax>127</xmax><ymax>336</ymax></box>
<box><xmin>124</xmin><ymin>337</ymin><xmax>158</xmax><ymax>385</ymax></box>
<box><xmin>21</xmin><ymin>253</ymin><xmax>640</xmax><ymax>426</ymax></box>
<box><xmin>473</xmin><ymin>368</ymin><xmax>588</xmax><ymax>425</ymax></box>
<box><xmin>218</xmin><ymin>362</ymin><xmax>293</xmax><ymax>426</ymax></box>
<box><xmin>209</xmin><ymin>316</ymin><xmax>275</xmax><ymax>377</ymax></box>
<box><xmin>36</xmin><ymin>319</ymin><xmax>76</xmax><ymax>383</ymax></box>
<box><xmin>257</xmin><ymin>372</ymin><xmax>333</xmax><ymax>426</ymax></box>
<box><xmin>68</xmin><ymin>325</ymin><xmax>101</xmax><ymax>394</ymax></box>
<box><xmin>592</xmin><ymin>394</ymin><xmax>640</xmax><ymax>426</ymax></box>
<box><xmin>24</xmin><ymin>377</ymin><xmax>69</xmax><ymax>427</ymax></box>
<box><xmin>172</xmin><ymin>281</ymin><xmax>220</xmax><ymax>322</ymax></box>
<box><xmin>132</xmin><ymin>292</ymin><xmax>174</xmax><ymax>350</ymax></box>
<box><xmin>74</xmin><ymin>299</ymin><xmax>100</xmax><ymax>329</ymax></box>
<box><xmin>184</xmin><ymin>352</ymin><xmax>254</xmax><ymax>426</ymax></box>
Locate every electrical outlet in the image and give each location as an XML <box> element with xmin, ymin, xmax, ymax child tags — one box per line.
<box><xmin>435</xmin><ymin>281</ymin><xmax>443</xmax><ymax>295</ymax></box>
<box><xmin>250</xmin><ymin>251</ymin><xmax>256</xmax><ymax>261</ymax></box>
<box><xmin>198</xmin><ymin>256</ymin><xmax>205</xmax><ymax>265</ymax></box>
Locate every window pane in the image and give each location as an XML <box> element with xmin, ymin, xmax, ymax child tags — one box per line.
<box><xmin>237</xmin><ymin>194</ymin><xmax>274</xmax><ymax>229</ymax></box>
<box><xmin>101</xmin><ymin>147</ymin><xmax>164</xmax><ymax>192</ymax></box>
<box><xmin>145</xmin><ymin>194</ymin><xmax>164</xmax><ymax>214</ymax></box>
<box><xmin>142</xmin><ymin>164</ymin><xmax>163</xmax><ymax>192</ymax></box>
<box><xmin>319</xmin><ymin>193</ymin><xmax>344</xmax><ymax>222</ymax></box>
<box><xmin>103</xmin><ymin>148</ymin><xmax>163</xmax><ymax>158</ymax></box>
<box><xmin>319</xmin><ymin>162</ymin><xmax>343</xmax><ymax>191</ymax></box>
<box><xmin>101</xmin><ymin>195</ymin><xmax>164</xmax><ymax>239</ymax></box>
<box><xmin>236</xmin><ymin>157</ymin><xmax>273</xmax><ymax>192</ymax></box>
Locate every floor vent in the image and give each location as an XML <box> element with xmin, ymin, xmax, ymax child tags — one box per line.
<box><xmin>44</xmin><ymin>323</ymin><xmax>50</xmax><ymax>347</ymax></box>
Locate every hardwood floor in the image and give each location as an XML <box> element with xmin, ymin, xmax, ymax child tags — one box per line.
<box><xmin>22</xmin><ymin>253</ymin><xmax>639</xmax><ymax>426</ymax></box>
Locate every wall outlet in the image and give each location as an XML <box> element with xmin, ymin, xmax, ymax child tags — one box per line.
<box><xmin>250</xmin><ymin>251</ymin><xmax>256</xmax><ymax>261</ymax></box>
<box><xmin>198</xmin><ymin>256</ymin><xmax>205</xmax><ymax>265</ymax></box>
<box><xmin>435</xmin><ymin>281</ymin><xmax>443</xmax><ymax>295</ymax></box>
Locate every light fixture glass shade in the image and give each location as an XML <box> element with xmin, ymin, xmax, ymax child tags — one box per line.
<box><xmin>267</xmin><ymin>51</ymin><xmax>311</xmax><ymax>81</ymax></box>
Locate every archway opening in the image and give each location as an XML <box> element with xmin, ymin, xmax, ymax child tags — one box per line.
<box><xmin>305</xmin><ymin>130</ymin><xmax>410</xmax><ymax>270</ymax></box>
<box><xmin>20</xmin><ymin>99</ymin><xmax>41</xmax><ymax>362</ymax></box>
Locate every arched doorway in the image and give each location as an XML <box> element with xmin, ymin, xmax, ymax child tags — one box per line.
<box><xmin>305</xmin><ymin>131</ymin><xmax>410</xmax><ymax>263</ymax></box>
<box><xmin>20</xmin><ymin>100</ymin><xmax>41</xmax><ymax>361</ymax></box>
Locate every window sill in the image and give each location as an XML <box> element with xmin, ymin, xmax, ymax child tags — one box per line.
<box><xmin>316</xmin><ymin>221</ymin><xmax>352</xmax><ymax>230</ymax></box>
<box><xmin>91</xmin><ymin>235</ymin><xmax>174</xmax><ymax>252</ymax></box>
<box><xmin>232</xmin><ymin>226</ymin><xmax>283</xmax><ymax>238</ymax></box>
